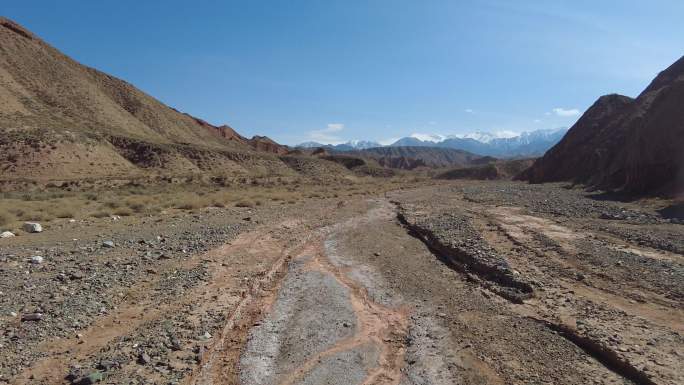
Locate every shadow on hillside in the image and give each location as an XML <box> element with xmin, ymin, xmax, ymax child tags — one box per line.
<box><xmin>584</xmin><ymin>190</ymin><xmax>640</xmax><ymax>203</ymax></box>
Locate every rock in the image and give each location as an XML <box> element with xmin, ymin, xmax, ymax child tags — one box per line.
<box><xmin>21</xmin><ymin>313</ymin><xmax>43</xmax><ymax>321</ymax></box>
<box><xmin>170</xmin><ymin>338</ymin><xmax>182</xmax><ymax>351</ymax></box>
<box><xmin>75</xmin><ymin>371</ymin><xmax>104</xmax><ymax>384</ymax></box>
<box><xmin>1</xmin><ymin>231</ymin><xmax>15</xmax><ymax>238</ymax></box>
<box><xmin>96</xmin><ymin>360</ymin><xmax>118</xmax><ymax>371</ymax></box>
<box><xmin>69</xmin><ymin>271</ymin><xmax>85</xmax><ymax>280</ymax></box>
<box><xmin>101</xmin><ymin>240</ymin><xmax>115</xmax><ymax>248</ymax></box>
<box><xmin>23</xmin><ymin>222</ymin><xmax>43</xmax><ymax>233</ymax></box>
<box><xmin>199</xmin><ymin>331</ymin><xmax>212</xmax><ymax>341</ymax></box>
<box><xmin>138</xmin><ymin>352</ymin><xmax>151</xmax><ymax>365</ymax></box>
<box><xmin>30</xmin><ymin>255</ymin><xmax>44</xmax><ymax>264</ymax></box>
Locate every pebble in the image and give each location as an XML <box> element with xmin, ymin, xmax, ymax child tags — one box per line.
<box><xmin>30</xmin><ymin>255</ymin><xmax>44</xmax><ymax>264</ymax></box>
<box><xmin>138</xmin><ymin>352</ymin><xmax>151</xmax><ymax>365</ymax></box>
<box><xmin>102</xmin><ymin>240</ymin><xmax>115</xmax><ymax>248</ymax></box>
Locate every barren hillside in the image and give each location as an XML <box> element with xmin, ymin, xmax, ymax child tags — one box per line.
<box><xmin>518</xmin><ymin>56</ymin><xmax>684</xmax><ymax>195</ymax></box>
<box><xmin>0</xmin><ymin>17</ymin><xmax>290</xmax><ymax>181</ymax></box>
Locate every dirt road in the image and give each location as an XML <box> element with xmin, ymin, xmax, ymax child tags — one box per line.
<box><xmin>4</xmin><ymin>182</ymin><xmax>683</xmax><ymax>384</ymax></box>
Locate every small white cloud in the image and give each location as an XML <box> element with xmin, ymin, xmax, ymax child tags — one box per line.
<box><xmin>552</xmin><ymin>108</ymin><xmax>580</xmax><ymax>117</ymax></box>
<box><xmin>308</xmin><ymin>123</ymin><xmax>345</xmax><ymax>144</ymax></box>
<box><xmin>326</xmin><ymin>123</ymin><xmax>344</xmax><ymax>131</ymax></box>
<box><xmin>464</xmin><ymin>109</ymin><xmax>474</xmax><ymax>114</ymax></box>
<box><xmin>534</xmin><ymin>119</ymin><xmax>542</xmax><ymax>123</ymax></box>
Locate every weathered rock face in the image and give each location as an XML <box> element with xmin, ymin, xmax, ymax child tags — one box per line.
<box><xmin>518</xmin><ymin>56</ymin><xmax>684</xmax><ymax>195</ymax></box>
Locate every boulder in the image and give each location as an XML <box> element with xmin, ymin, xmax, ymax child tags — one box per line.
<box><xmin>23</xmin><ymin>222</ymin><xmax>43</xmax><ymax>233</ymax></box>
<box><xmin>102</xmin><ymin>240</ymin><xmax>115</xmax><ymax>248</ymax></box>
<box><xmin>1</xmin><ymin>231</ymin><xmax>15</xmax><ymax>238</ymax></box>
<box><xmin>30</xmin><ymin>255</ymin><xmax>44</xmax><ymax>264</ymax></box>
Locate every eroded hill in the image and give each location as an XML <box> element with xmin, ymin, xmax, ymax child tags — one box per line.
<box><xmin>518</xmin><ymin>56</ymin><xmax>684</xmax><ymax>195</ymax></box>
<box><xmin>0</xmin><ymin>17</ymin><xmax>295</xmax><ymax>181</ymax></box>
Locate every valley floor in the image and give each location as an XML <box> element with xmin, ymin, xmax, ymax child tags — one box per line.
<box><xmin>1</xmin><ymin>181</ymin><xmax>682</xmax><ymax>385</ymax></box>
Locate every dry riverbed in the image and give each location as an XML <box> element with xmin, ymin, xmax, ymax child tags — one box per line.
<box><xmin>1</xmin><ymin>181</ymin><xmax>682</xmax><ymax>385</ymax></box>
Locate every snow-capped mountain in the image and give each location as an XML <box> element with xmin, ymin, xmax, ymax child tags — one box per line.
<box><xmin>296</xmin><ymin>140</ymin><xmax>382</xmax><ymax>151</ymax></box>
<box><xmin>449</xmin><ymin>131</ymin><xmax>519</xmax><ymax>143</ymax></box>
<box><xmin>297</xmin><ymin>128</ymin><xmax>568</xmax><ymax>158</ymax></box>
<box><xmin>390</xmin><ymin>128</ymin><xmax>568</xmax><ymax>158</ymax></box>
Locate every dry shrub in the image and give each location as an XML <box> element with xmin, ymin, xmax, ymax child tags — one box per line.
<box><xmin>0</xmin><ymin>211</ymin><xmax>13</xmax><ymax>227</ymax></box>
<box><xmin>126</xmin><ymin>199</ymin><xmax>147</xmax><ymax>213</ymax></box>
<box><xmin>113</xmin><ymin>207</ymin><xmax>133</xmax><ymax>216</ymax></box>
<box><xmin>52</xmin><ymin>208</ymin><xmax>76</xmax><ymax>218</ymax></box>
<box><xmin>173</xmin><ymin>193</ymin><xmax>207</xmax><ymax>210</ymax></box>
<box><xmin>104</xmin><ymin>200</ymin><xmax>120</xmax><ymax>209</ymax></box>
<box><xmin>91</xmin><ymin>211</ymin><xmax>111</xmax><ymax>218</ymax></box>
<box><xmin>235</xmin><ymin>200</ymin><xmax>254</xmax><ymax>208</ymax></box>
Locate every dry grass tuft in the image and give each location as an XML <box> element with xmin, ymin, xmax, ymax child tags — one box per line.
<box><xmin>0</xmin><ymin>211</ymin><xmax>13</xmax><ymax>227</ymax></box>
<box><xmin>235</xmin><ymin>200</ymin><xmax>254</xmax><ymax>208</ymax></box>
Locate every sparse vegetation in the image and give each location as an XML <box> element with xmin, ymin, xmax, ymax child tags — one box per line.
<box><xmin>0</xmin><ymin>174</ymin><xmax>431</xmax><ymax>225</ymax></box>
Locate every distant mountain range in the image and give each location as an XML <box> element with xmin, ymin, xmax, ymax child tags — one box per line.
<box><xmin>297</xmin><ymin>128</ymin><xmax>568</xmax><ymax>158</ymax></box>
<box><xmin>349</xmin><ymin>147</ymin><xmax>494</xmax><ymax>169</ymax></box>
<box><xmin>298</xmin><ymin>140</ymin><xmax>382</xmax><ymax>151</ymax></box>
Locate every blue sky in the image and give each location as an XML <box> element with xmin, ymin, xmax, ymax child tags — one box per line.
<box><xmin>5</xmin><ymin>1</ymin><xmax>683</xmax><ymax>144</ymax></box>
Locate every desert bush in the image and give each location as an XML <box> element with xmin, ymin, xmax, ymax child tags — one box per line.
<box><xmin>128</xmin><ymin>201</ymin><xmax>147</xmax><ymax>212</ymax></box>
<box><xmin>52</xmin><ymin>207</ymin><xmax>76</xmax><ymax>218</ymax></box>
<box><xmin>113</xmin><ymin>207</ymin><xmax>133</xmax><ymax>216</ymax></box>
<box><xmin>22</xmin><ymin>211</ymin><xmax>54</xmax><ymax>221</ymax></box>
<box><xmin>91</xmin><ymin>211</ymin><xmax>111</xmax><ymax>218</ymax></box>
<box><xmin>104</xmin><ymin>200</ymin><xmax>120</xmax><ymax>209</ymax></box>
<box><xmin>235</xmin><ymin>200</ymin><xmax>254</xmax><ymax>208</ymax></box>
<box><xmin>0</xmin><ymin>211</ymin><xmax>13</xmax><ymax>227</ymax></box>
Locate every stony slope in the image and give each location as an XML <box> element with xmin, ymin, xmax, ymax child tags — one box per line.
<box><xmin>0</xmin><ymin>17</ymin><xmax>289</xmax><ymax>180</ymax></box>
<box><xmin>518</xmin><ymin>56</ymin><xmax>684</xmax><ymax>194</ymax></box>
<box><xmin>436</xmin><ymin>158</ymin><xmax>535</xmax><ymax>180</ymax></box>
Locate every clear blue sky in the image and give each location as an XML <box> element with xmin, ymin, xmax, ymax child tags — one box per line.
<box><xmin>5</xmin><ymin>1</ymin><xmax>683</xmax><ymax>144</ymax></box>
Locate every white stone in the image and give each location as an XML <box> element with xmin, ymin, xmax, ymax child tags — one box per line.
<box><xmin>0</xmin><ymin>231</ymin><xmax>15</xmax><ymax>238</ymax></box>
<box><xmin>23</xmin><ymin>222</ymin><xmax>42</xmax><ymax>233</ymax></box>
<box><xmin>30</xmin><ymin>255</ymin><xmax>44</xmax><ymax>264</ymax></box>
<box><xmin>102</xmin><ymin>240</ymin><xmax>115</xmax><ymax>248</ymax></box>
